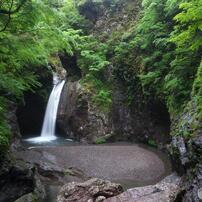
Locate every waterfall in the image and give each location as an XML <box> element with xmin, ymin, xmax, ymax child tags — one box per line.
<box><xmin>41</xmin><ymin>75</ymin><xmax>65</xmax><ymax>139</ymax></box>
<box><xmin>26</xmin><ymin>74</ymin><xmax>65</xmax><ymax>143</ymax></box>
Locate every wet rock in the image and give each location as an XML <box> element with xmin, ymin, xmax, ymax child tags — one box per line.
<box><xmin>172</xmin><ymin>136</ymin><xmax>189</xmax><ymax>165</ymax></box>
<box><xmin>15</xmin><ymin>149</ymin><xmax>86</xmax><ymax>184</ymax></box>
<box><xmin>182</xmin><ymin>164</ymin><xmax>202</xmax><ymax>202</ymax></box>
<box><xmin>105</xmin><ymin>173</ymin><xmax>181</xmax><ymax>202</ymax></box>
<box><xmin>95</xmin><ymin>196</ymin><xmax>106</xmax><ymax>202</ymax></box>
<box><xmin>58</xmin><ymin>80</ymin><xmax>171</xmax><ymax>144</ymax></box>
<box><xmin>59</xmin><ymin>53</ymin><xmax>82</xmax><ymax>80</ymax></box>
<box><xmin>14</xmin><ymin>170</ymin><xmax>45</xmax><ymax>202</ymax></box>
<box><xmin>17</xmin><ymin>149</ymin><xmax>62</xmax><ymax>182</ymax></box>
<box><xmin>170</xmin><ymin>100</ymin><xmax>202</xmax><ymax>201</ymax></box>
<box><xmin>7</xmin><ymin>101</ymin><xmax>22</xmax><ymax>151</ymax></box>
<box><xmin>57</xmin><ymin>178</ymin><xmax>123</xmax><ymax>202</ymax></box>
<box><xmin>14</xmin><ymin>193</ymin><xmax>36</xmax><ymax>202</ymax></box>
<box><xmin>0</xmin><ymin>160</ymin><xmax>45</xmax><ymax>202</ymax></box>
<box><xmin>181</xmin><ymin>163</ymin><xmax>202</xmax><ymax>202</ymax></box>
<box><xmin>57</xmin><ymin>80</ymin><xmax>113</xmax><ymax>143</ymax></box>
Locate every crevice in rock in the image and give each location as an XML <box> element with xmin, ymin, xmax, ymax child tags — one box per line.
<box><xmin>59</xmin><ymin>52</ymin><xmax>82</xmax><ymax>81</ymax></box>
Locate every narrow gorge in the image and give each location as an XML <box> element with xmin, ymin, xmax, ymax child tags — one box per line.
<box><xmin>0</xmin><ymin>0</ymin><xmax>201</xmax><ymax>202</ymax></box>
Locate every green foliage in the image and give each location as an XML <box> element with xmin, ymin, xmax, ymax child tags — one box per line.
<box><xmin>148</xmin><ymin>139</ymin><xmax>157</xmax><ymax>147</ymax></box>
<box><xmin>0</xmin><ymin>0</ymin><xmax>82</xmax><ymax>156</ymax></box>
<box><xmin>192</xmin><ymin>62</ymin><xmax>202</xmax><ymax>120</ymax></box>
<box><xmin>92</xmin><ymin>89</ymin><xmax>112</xmax><ymax>112</ymax></box>
<box><xmin>123</xmin><ymin>0</ymin><xmax>202</xmax><ymax>115</ymax></box>
<box><xmin>112</xmin><ymin>35</ymin><xmax>141</xmax><ymax>103</ymax></box>
<box><xmin>62</xmin><ymin>0</ymin><xmax>89</xmax><ymax>30</ymax></box>
<box><xmin>133</xmin><ymin>0</ymin><xmax>176</xmax><ymax>107</ymax></box>
<box><xmin>95</xmin><ymin>134</ymin><xmax>112</xmax><ymax>144</ymax></box>
<box><xmin>171</xmin><ymin>0</ymin><xmax>202</xmax><ymax>51</ymax></box>
<box><xmin>0</xmin><ymin>98</ymin><xmax>10</xmax><ymax>158</ymax></box>
<box><xmin>77</xmin><ymin>35</ymin><xmax>112</xmax><ymax>111</ymax></box>
<box><xmin>78</xmin><ymin>37</ymin><xmax>110</xmax><ymax>74</ymax></box>
<box><xmin>103</xmin><ymin>0</ymin><xmax>202</xmax><ymax>127</ymax></box>
<box><xmin>95</xmin><ymin>136</ymin><xmax>107</xmax><ymax>144</ymax></box>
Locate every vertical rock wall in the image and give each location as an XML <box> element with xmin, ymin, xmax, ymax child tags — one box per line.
<box><xmin>57</xmin><ymin>80</ymin><xmax>170</xmax><ymax>144</ymax></box>
<box><xmin>57</xmin><ymin>80</ymin><xmax>113</xmax><ymax>143</ymax></box>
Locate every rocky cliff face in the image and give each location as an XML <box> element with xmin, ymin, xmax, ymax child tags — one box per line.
<box><xmin>57</xmin><ymin>80</ymin><xmax>113</xmax><ymax>143</ymax></box>
<box><xmin>0</xmin><ymin>102</ymin><xmax>45</xmax><ymax>202</ymax></box>
<box><xmin>57</xmin><ymin>78</ymin><xmax>170</xmax><ymax>145</ymax></box>
<box><xmin>170</xmin><ymin>100</ymin><xmax>202</xmax><ymax>201</ymax></box>
<box><xmin>112</xmin><ymin>83</ymin><xmax>171</xmax><ymax>144</ymax></box>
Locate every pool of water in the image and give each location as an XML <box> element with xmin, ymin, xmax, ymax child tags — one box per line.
<box><xmin>22</xmin><ymin>135</ymin><xmax>78</xmax><ymax>147</ymax></box>
<box><xmin>20</xmin><ymin>137</ymin><xmax>172</xmax><ymax>202</ymax></box>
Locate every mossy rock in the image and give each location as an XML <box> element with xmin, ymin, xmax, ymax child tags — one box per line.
<box><xmin>148</xmin><ymin>139</ymin><xmax>157</xmax><ymax>147</ymax></box>
<box><xmin>94</xmin><ymin>134</ymin><xmax>113</xmax><ymax>144</ymax></box>
<box><xmin>14</xmin><ymin>193</ymin><xmax>38</xmax><ymax>202</ymax></box>
<box><xmin>95</xmin><ymin>137</ymin><xmax>107</xmax><ymax>144</ymax></box>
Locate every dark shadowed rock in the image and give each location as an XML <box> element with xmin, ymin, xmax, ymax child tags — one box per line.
<box><xmin>57</xmin><ymin>81</ymin><xmax>113</xmax><ymax>143</ymax></box>
<box><xmin>7</xmin><ymin>101</ymin><xmax>22</xmax><ymax>151</ymax></box>
<box><xmin>105</xmin><ymin>173</ymin><xmax>181</xmax><ymax>202</ymax></box>
<box><xmin>57</xmin><ymin>178</ymin><xmax>123</xmax><ymax>202</ymax></box>
<box><xmin>0</xmin><ymin>160</ymin><xmax>45</xmax><ymax>202</ymax></box>
<box><xmin>57</xmin><ymin>79</ymin><xmax>171</xmax><ymax>145</ymax></box>
<box><xmin>172</xmin><ymin>136</ymin><xmax>189</xmax><ymax>165</ymax></box>
<box><xmin>170</xmin><ymin>100</ymin><xmax>202</xmax><ymax>201</ymax></box>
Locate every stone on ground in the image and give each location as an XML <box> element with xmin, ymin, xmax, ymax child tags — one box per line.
<box><xmin>57</xmin><ymin>178</ymin><xmax>123</xmax><ymax>202</ymax></box>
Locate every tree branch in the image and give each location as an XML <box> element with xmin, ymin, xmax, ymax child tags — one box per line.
<box><xmin>0</xmin><ymin>0</ymin><xmax>14</xmax><ymax>32</ymax></box>
<box><xmin>0</xmin><ymin>0</ymin><xmax>27</xmax><ymax>15</ymax></box>
<box><xmin>0</xmin><ymin>0</ymin><xmax>27</xmax><ymax>32</ymax></box>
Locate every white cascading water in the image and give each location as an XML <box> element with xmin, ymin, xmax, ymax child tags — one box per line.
<box><xmin>26</xmin><ymin>74</ymin><xmax>65</xmax><ymax>142</ymax></box>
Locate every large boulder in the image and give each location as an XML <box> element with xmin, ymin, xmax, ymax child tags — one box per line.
<box><xmin>105</xmin><ymin>173</ymin><xmax>182</xmax><ymax>202</ymax></box>
<box><xmin>57</xmin><ymin>178</ymin><xmax>123</xmax><ymax>202</ymax></box>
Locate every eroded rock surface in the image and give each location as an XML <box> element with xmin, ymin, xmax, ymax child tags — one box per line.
<box><xmin>57</xmin><ymin>80</ymin><xmax>113</xmax><ymax>143</ymax></box>
<box><xmin>57</xmin><ymin>178</ymin><xmax>123</xmax><ymax>202</ymax></box>
<box><xmin>57</xmin><ymin>80</ymin><xmax>170</xmax><ymax>145</ymax></box>
<box><xmin>105</xmin><ymin>173</ymin><xmax>181</xmax><ymax>202</ymax></box>
<box><xmin>170</xmin><ymin>100</ymin><xmax>202</xmax><ymax>201</ymax></box>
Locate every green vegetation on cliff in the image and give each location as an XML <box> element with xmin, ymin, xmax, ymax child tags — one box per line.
<box><xmin>137</xmin><ymin>0</ymin><xmax>202</xmax><ymax>114</ymax></box>
<box><xmin>111</xmin><ymin>0</ymin><xmax>202</xmax><ymax>115</ymax></box>
<box><xmin>77</xmin><ymin>36</ymin><xmax>112</xmax><ymax>111</ymax></box>
<box><xmin>76</xmin><ymin>0</ymin><xmax>202</xmax><ymax>136</ymax></box>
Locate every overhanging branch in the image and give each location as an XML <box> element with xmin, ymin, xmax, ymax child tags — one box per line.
<box><xmin>0</xmin><ymin>0</ymin><xmax>27</xmax><ymax>32</ymax></box>
<box><xmin>0</xmin><ymin>0</ymin><xmax>27</xmax><ymax>15</ymax></box>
